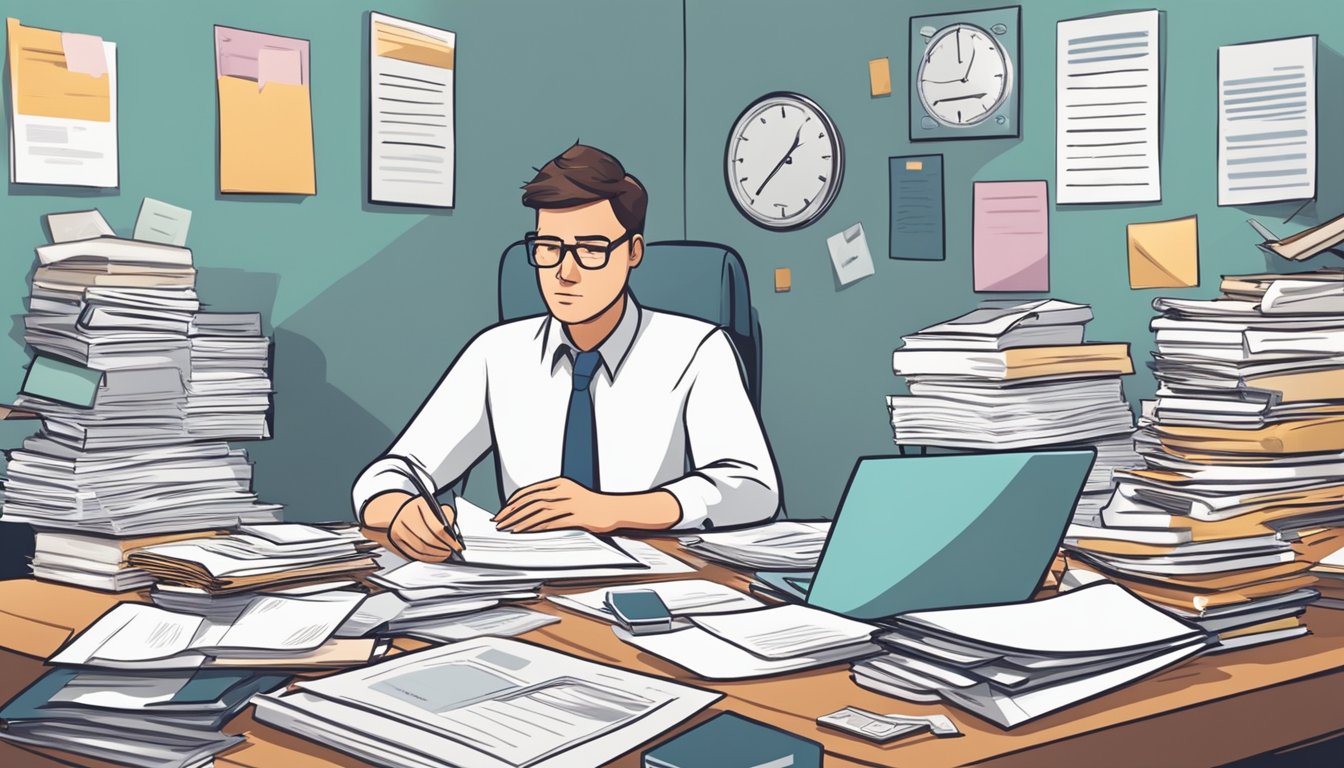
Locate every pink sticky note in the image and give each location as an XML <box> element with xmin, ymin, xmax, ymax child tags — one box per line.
<box><xmin>60</xmin><ymin>32</ymin><xmax>107</xmax><ymax>78</ymax></box>
<box><xmin>214</xmin><ymin>26</ymin><xmax>309</xmax><ymax>84</ymax></box>
<box><xmin>973</xmin><ymin>181</ymin><xmax>1050</xmax><ymax>292</ymax></box>
<box><xmin>258</xmin><ymin>47</ymin><xmax>303</xmax><ymax>90</ymax></box>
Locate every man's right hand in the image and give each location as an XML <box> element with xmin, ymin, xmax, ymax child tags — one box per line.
<box><xmin>361</xmin><ymin>491</ymin><xmax>463</xmax><ymax>563</ymax></box>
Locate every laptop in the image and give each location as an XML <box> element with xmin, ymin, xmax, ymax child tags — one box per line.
<box><xmin>755</xmin><ymin>449</ymin><xmax>1095</xmax><ymax>621</ymax></box>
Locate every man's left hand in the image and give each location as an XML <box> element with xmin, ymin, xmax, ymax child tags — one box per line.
<box><xmin>494</xmin><ymin>478</ymin><xmax>680</xmax><ymax>533</ymax></box>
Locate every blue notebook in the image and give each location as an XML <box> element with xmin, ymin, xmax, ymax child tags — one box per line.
<box><xmin>643</xmin><ymin>712</ymin><xmax>822</xmax><ymax>768</ymax></box>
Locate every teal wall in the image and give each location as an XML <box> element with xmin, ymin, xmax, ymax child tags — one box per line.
<box><xmin>2</xmin><ymin>0</ymin><xmax>1339</xmax><ymax>525</ymax></box>
<box><xmin>685</xmin><ymin>0</ymin><xmax>1342</xmax><ymax>519</ymax></box>
<box><xmin>0</xmin><ymin>0</ymin><xmax>685</xmax><ymax>522</ymax></box>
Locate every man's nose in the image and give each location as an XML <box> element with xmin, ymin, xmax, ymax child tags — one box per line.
<box><xmin>557</xmin><ymin>252</ymin><xmax>582</xmax><ymax>284</ymax></box>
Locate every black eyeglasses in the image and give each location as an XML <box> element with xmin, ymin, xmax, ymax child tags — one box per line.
<box><xmin>524</xmin><ymin>230</ymin><xmax>635</xmax><ymax>270</ymax></box>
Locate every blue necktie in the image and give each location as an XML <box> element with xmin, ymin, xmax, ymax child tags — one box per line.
<box><xmin>561</xmin><ymin>350</ymin><xmax>602</xmax><ymax>489</ymax></box>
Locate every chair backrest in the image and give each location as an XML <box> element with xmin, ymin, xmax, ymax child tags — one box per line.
<box><xmin>497</xmin><ymin>239</ymin><xmax>763</xmax><ymax>407</ymax></box>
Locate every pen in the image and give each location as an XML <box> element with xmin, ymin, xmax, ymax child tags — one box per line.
<box><xmin>405</xmin><ymin>460</ymin><xmax>465</xmax><ymax>551</ymax></box>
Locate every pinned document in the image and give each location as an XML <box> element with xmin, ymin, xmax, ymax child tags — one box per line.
<box><xmin>973</xmin><ymin>180</ymin><xmax>1050</xmax><ymax>292</ymax></box>
<box><xmin>369</xmin><ymin>13</ymin><xmax>456</xmax><ymax>208</ymax></box>
<box><xmin>828</xmin><ymin>223</ymin><xmax>875</xmax><ymax>286</ymax></box>
<box><xmin>134</xmin><ymin>198</ymin><xmax>193</xmax><ymax>246</ymax></box>
<box><xmin>1055</xmin><ymin>10</ymin><xmax>1161</xmax><ymax>204</ymax></box>
<box><xmin>214</xmin><ymin>26</ymin><xmax>315</xmax><ymax>195</ymax></box>
<box><xmin>889</xmin><ymin>154</ymin><xmax>945</xmax><ymax>260</ymax></box>
<box><xmin>1217</xmin><ymin>36</ymin><xmax>1316</xmax><ymax>206</ymax></box>
<box><xmin>1128</xmin><ymin>215</ymin><xmax>1199</xmax><ymax>289</ymax></box>
<box><xmin>6</xmin><ymin>18</ymin><xmax>119</xmax><ymax>187</ymax></box>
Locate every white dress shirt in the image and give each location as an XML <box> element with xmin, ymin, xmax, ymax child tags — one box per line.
<box><xmin>351</xmin><ymin>296</ymin><xmax>780</xmax><ymax>530</ymax></box>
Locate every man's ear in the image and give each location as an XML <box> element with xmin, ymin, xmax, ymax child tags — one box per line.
<box><xmin>628</xmin><ymin>234</ymin><xmax>645</xmax><ymax>269</ymax></box>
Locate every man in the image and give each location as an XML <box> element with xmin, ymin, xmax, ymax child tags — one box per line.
<box><xmin>353</xmin><ymin>143</ymin><xmax>780</xmax><ymax>562</ymax></box>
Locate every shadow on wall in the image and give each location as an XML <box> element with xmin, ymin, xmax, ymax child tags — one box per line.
<box><xmin>1244</xmin><ymin>44</ymin><xmax>1344</xmax><ymax>273</ymax></box>
<box><xmin>246</xmin><ymin>328</ymin><xmax>393</xmax><ymax>523</ymax></box>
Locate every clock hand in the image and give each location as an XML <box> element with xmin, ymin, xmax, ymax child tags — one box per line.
<box><xmin>932</xmin><ymin>93</ymin><xmax>987</xmax><ymax>106</ymax></box>
<box><xmin>956</xmin><ymin>28</ymin><xmax>962</xmax><ymax>64</ymax></box>
<box><xmin>755</xmin><ymin>125</ymin><xmax>804</xmax><ymax>197</ymax></box>
<box><xmin>960</xmin><ymin>47</ymin><xmax>977</xmax><ymax>82</ymax></box>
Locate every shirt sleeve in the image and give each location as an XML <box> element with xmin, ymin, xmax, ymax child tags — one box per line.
<box><xmin>350</xmin><ymin>332</ymin><xmax>493</xmax><ymax>521</ymax></box>
<box><xmin>659</xmin><ymin>329</ymin><xmax>780</xmax><ymax>530</ymax></box>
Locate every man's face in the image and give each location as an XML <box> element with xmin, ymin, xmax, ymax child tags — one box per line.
<box><xmin>534</xmin><ymin>200</ymin><xmax>643</xmax><ymax>325</ymax></box>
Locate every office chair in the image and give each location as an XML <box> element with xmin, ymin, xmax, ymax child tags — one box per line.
<box><xmin>456</xmin><ymin>239</ymin><xmax>765</xmax><ymax>507</ymax></box>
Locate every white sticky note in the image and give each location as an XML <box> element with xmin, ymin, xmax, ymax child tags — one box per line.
<box><xmin>828</xmin><ymin>223</ymin><xmax>875</xmax><ymax>286</ymax></box>
<box><xmin>134</xmin><ymin>198</ymin><xmax>193</xmax><ymax>246</ymax></box>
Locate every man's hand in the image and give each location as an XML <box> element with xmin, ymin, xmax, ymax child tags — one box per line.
<box><xmin>361</xmin><ymin>491</ymin><xmax>462</xmax><ymax>562</ymax></box>
<box><xmin>494</xmin><ymin>478</ymin><xmax>681</xmax><ymax>534</ymax></box>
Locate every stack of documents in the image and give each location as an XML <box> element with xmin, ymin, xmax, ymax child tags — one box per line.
<box><xmin>678</xmin><ymin>520</ymin><xmax>831</xmax><ymax>570</ymax></box>
<box><xmin>0</xmin><ymin>667</ymin><xmax>287</xmax><ymax>768</ymax></box>
<box><xmin>128</xmin><ymin>523</ymin><xmax>378</xmax><ymax>593</ymax></box>
<box><xmin>186</xmin><ymin>312</ymin><xmax>271</xmax><ymax>440</ymax></box>
<box><xmin>1310</xmin><ymin>544</ymin><xmax>1344</xmax><ymax>609</ymax></box>
<box><xmin>30</xmin><ymin>529</ymin><xmax>217</xmax><ymax>592</ymax></box>
<box><xmin>1</xmin><ymin>211</ymin><xmax>281</xmax><ymax>579</ymax></box>
<box><xmin>1065</xmin><ymin>272</ymin><xmax>1344</xmax><ymax>649</ymax></box>
<box><xmin>615</xmin><ymin>604</ymin><xmax>880</xmax><ymax>680</ymax></box>
<box><xmin>852</xmin><ymin>583</ymin><xmax>1211</xmax><ymax>728</ymax></box>
<box><xmin>253</xmin><ymin>638</ymin><xmax>721</xmax><ymax>768</ymax></box>
<box><xmin>888</xmin><ymin>299</ymin><xmax>1140</xmax><ymax>525</ymax></box>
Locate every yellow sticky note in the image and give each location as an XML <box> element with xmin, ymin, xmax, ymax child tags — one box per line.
<box><xmin>775</xmin><ymin>268</ymin><xmax>791</xmax><ymax>292</ymax></box>
<box><xmin>868</xmin><ymin>57</ymin><xmax>891</xmax><ymax>97</ymax></box>
<box><xmin>905</xmin><ymin>160</ymin><xmax>923</xmax><ymax>171</ymax></box>
<box><xmin>217</xmin><ymin>75</ymin><xmax>316</xmax><ymax>195</ymax></box>
<box><xmin>1128</xmin><ymin>215</ymin><xmax>1199</xmax><ymax>289</ymax></box>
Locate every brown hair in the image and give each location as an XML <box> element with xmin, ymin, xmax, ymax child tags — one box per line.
<box><xmin>522</xmin><ymin>143</ymin><xmax>647</xmax><ymax>235</ymax></box>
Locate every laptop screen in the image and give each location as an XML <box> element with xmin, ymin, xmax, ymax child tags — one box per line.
<box><xmin>803</xmin><ymin>450</ymin><xmax>1094</xmax><ymax>620</ymax></box>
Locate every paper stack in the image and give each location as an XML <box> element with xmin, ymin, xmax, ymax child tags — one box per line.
<box><xmin>1311</xmin><ymin>544</ymin><xmax>1344</xmax><ymax>609</ymax></box>
<box><xmin>1</xmin><ymin>210</ymin><xmax>280</xmax><ymax>589</ymax></box>
<box><xmin>616</xmin><ymin>604</ymin><xmax>880</xmax><ymax>680</ymax></box>
<box><xmin>30</xmin><ymin>529</ymin><xmax>217</xmax><ymax>592</ymax></box>
<box><xmin>1064</xmin><ymin>272</ymin><xmax>1344</xmax><ymax>649</ymax></box>
<box><xmin>678</xmin><ymin>520</ymin><xmax>831</xmax><ymax>570</ymax></box>
<box><xmin>851</xmin><ymin>582</ymin><xmax>1212</xmax><ymax>729</ymax></box>
<box><xmin>0</xmin><ymin>667</ymin><xmax>287</xmax><ymax>768</ymax></box>
<box><xmin>888</xmin><ymin>299</ymin><xmax>1140</xmax><ymax>525</ymax></box>
<box><xmin>129</xmin><ymin>523</ymin><xmax>379</xmax><ymax>594</ymax></box>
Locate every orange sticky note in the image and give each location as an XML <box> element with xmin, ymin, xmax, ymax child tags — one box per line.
<box><xmin>1128</xmin><ymin>215</ymin><xmax>1199</xmax><ymax>289</ymax></box>
<box><xmin>906</xmin><ymin>160</ymin><xmax>923</xmax><ymax>171</ymax></box>
<box><xmin>868</xmin><ymin>57</ymin><xmax>891</xmax><ymax>97</ymax></box>
<box><xmin>7</xmin><ymin>18</ymin><xmax>111</xmax><ymax>122</ymax></box>
<box><xmin>775</xmin><ymin>268</ymin><xmax>791</xmax><ymax>292</ymax></box>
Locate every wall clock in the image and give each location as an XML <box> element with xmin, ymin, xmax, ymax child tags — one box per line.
<box><xmin>724</xmin><ymin>92</ymin><xmax>844</xmax><ymax>231</ymax></box>
<box><xmin>909</xmin><ymin>5</ymin><xmax>1020</xmax><ymax>140</ymax></box>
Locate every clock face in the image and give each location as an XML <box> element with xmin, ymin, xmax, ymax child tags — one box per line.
<box><xmin>917</xmin><ymin>23</ymin><xmax>1012</xmax><ymax>127</ymax></box>
<box><xmin>725</xmin><ymin>93</ymin><xmax>844</xmax><ymax>231</ymax></box>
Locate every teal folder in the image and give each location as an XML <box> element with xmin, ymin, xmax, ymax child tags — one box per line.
<box><xmin>20</xmin><ymin>355</ymin><xmax>101</xmax><ymax>408</ymax></box>
<box><xmin>642</xmin><ymin>712</ymin><xmax>821</xmax><ymax>768</ymax></box>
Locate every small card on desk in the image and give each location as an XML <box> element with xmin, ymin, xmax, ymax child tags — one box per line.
<box><xmin>642</xmin><ymin>711</ymin><xmax>822</xmax><ymax>768</ymax></box>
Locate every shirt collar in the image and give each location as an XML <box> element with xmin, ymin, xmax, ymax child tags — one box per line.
<box><xmin>540</xmin><ymin>293</ymin><xmax>642</xmax><ymax>380</ymax></box>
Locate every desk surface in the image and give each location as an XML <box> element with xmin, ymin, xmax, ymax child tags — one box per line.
<box><xmin>1</xmin><ymin>538</ymin><xmax>1341</xmax><ymax>768</ymax></box>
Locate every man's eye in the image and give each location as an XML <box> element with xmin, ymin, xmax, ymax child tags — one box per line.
<box><xmin>576</xmin><ymin>245</ymin><xmax>606</xmax><ymax>257</ymax></box>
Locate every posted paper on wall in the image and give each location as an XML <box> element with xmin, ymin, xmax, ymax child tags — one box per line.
<box><xmin>1217</xmin><ymin>36</ymin><xmax>1316</xmax><ymax>206</ymax></box>
<box><xmin>973</xmin><ymin>181</ymin><xmax>1050</xmax><ymax>293</ymax></box>
<box><xmin>1055</xmin><ymin>10</ymin><xmax>1160</xmax><ymax>204</ymax></box>
<box><xmin>7</xmin><ymin>18</ymin><xmax>119</xmax><ymax>188</ymax></box>
<box><xmin>370</xmin><ymin>12</ymin><xmax>456</xmax><ymax>208</ymax></box>
<box><xmin>215</xmin><ymin>26</ymin><xmax>315</xmax><ymax>195</ymax></box>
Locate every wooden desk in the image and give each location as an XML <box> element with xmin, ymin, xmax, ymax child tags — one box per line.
<box><xmin>1</xmin><ymin>540</ymin><xmax>1342</xmax><ymax>767</ymax></box>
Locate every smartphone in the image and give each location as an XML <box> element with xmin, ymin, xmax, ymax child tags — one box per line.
<box><xmin>605</xmin><ymin>589</ymin><xmax>673</xmax><ymax>635</ymax></box>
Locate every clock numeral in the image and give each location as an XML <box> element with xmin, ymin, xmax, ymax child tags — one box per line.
<box><xmin>739</xmin><ymin>136</ymin><xmax>749</xmax><ymax>142</ymax></box>
<box><xmin>739</xmin><ymin>177</ymin><xmax>748</xmax><ymax>183</ymax></box>
<box><xmin>818</xmin><ymin>132</ymin><xmax>825</xmax><ymax>139</ymax></box>
<box><xmin>818</xmin><ymin>175</ymin><xmax>827</xmax><ymax>182</ymax></box>
<box><xmin>759</xmin><ymin>116</ymin><xmax>766</xmax><ymax>124</ymax></box>
<box><xmin>780</xmin><ymin>106</ymin><xmax>786</xmax><ymax>118</ymax></box>
<box><xmin>822</xmin><ymin>154</ymin><xmax>831</xmax><ymax>159</ymax></box>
